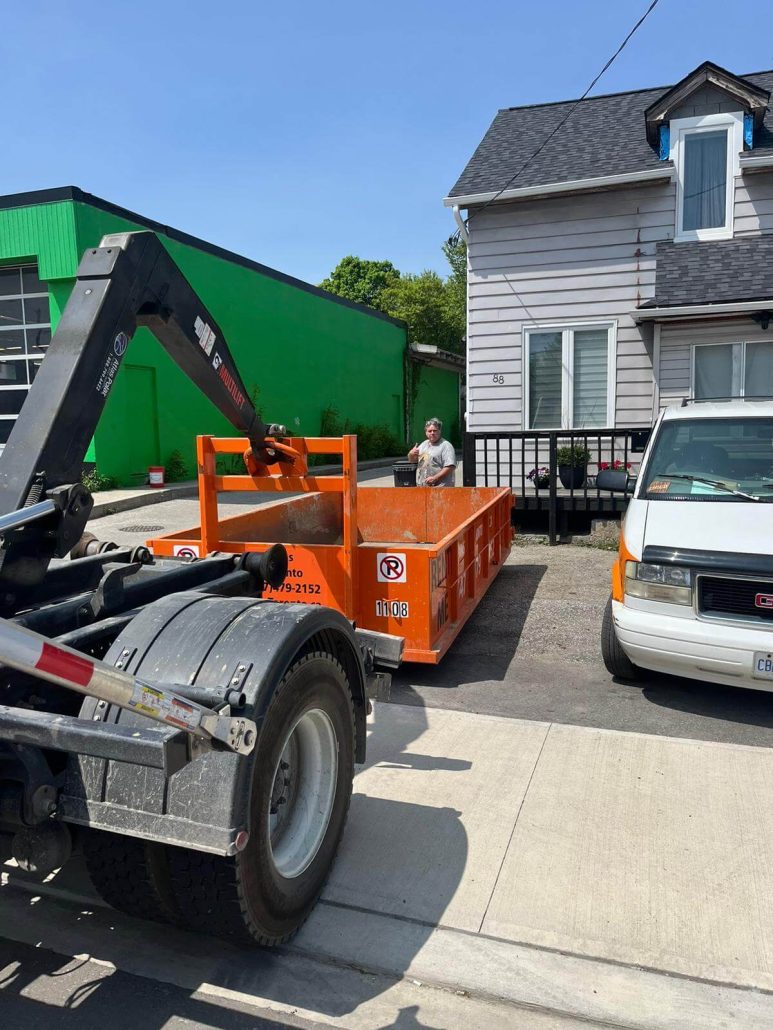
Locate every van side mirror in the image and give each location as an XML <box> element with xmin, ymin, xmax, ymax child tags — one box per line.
<box><xmin>596</xmin><ymin>469</ymin><xmax>630</xmax><ymax>492</ymax></box>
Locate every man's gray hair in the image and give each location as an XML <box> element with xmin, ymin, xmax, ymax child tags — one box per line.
<box><xmin>425</xmin><ymin>418</ymin><xmax>443</xmax><ymax>431</ymax></box>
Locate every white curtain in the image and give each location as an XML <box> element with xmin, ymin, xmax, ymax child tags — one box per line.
<box><xmin>683</xmin><ymin>130</ymin><xmax>727</xmax><ymax>231</ymax></box>
<box><xmin>528</xmin><ymin>332</ymin><xmax>562</xmax><ymax>428</ymax></box>
<box><xmin>573</xmin><ymin>329</ymin><xmax>608</xmax><ymax>427</ymax></box>
<box><xmin>694</xmin><ymin>344</ymin><xmax>734</xmax><ymax>399</ymax></box>
<box><xmin>744</xmin><ymin>342</ymin><xmax>773</xmax><ymax>398</ymax></box>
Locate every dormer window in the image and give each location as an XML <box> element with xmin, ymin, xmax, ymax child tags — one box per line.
<box><xmin>682</xmin><ymin>129</ymin><xmax>727</xmax><ymax>231</ymax></box>
<box><xmin>671</xmin><ymin>112</ymin><xmax>742</xmax><ymax>242</ymax></box>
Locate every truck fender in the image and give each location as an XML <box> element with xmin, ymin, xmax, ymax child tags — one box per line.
<box><xmin>61</xmin><ymin>593</ymin><xmax>367</xmax><ymax>855</ymax></box>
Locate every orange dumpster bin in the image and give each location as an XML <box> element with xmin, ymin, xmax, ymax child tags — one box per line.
<box><xmin>149</xmin><ymin>435</ymin><xmax>512</xmax><ymax>664</ymax></box>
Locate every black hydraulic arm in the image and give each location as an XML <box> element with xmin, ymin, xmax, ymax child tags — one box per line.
<box><xmin>0</xmin><ymin>231</ymin><xmax>274</xmax><ymax>596</ymax></box>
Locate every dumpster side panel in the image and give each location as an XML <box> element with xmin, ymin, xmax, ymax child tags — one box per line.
<box><xmin>357</xmin><ymin>546</ymin><xmax>432</xmax><ymax>648</ymax></box>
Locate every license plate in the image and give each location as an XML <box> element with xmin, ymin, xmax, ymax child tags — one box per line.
<box><xmin>753</xmin><ymin>652</ymin><xmax>773</xmax><ymax>680</ymax></box>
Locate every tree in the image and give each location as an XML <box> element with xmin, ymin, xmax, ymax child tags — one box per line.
<box><xmin>380</xmin><ymin>271</ymin><xmax>452</xmax><ymax>350</ymax></box>
<box><xmin>319</xmin><ymin>236</ymin><xmax>467</xmax><ymax>354</ymax></box>
<box><xmin>319</xmin><ymin>256</ymin><xmax>400</xmax><ymax>311</ymax></box>
<box><xmin>442</xmin><ymin>233</ymin><xmax>467</xmax><ymax>351</ymax></box>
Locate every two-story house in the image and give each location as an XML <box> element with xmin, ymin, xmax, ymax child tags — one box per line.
<box><xmin>446</xmin><ymin>61</ymin><xmax>773</xmax><ymax>515</ymax></box>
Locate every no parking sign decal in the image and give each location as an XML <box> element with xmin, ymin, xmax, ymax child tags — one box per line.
<box><xmin>377</xmin><ymin>553</ymin><xmax>406</xmax><ymax>583</ymax></box>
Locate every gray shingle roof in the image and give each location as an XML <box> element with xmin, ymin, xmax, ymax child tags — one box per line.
<box><xmin>649</xmin><ymin>237</ymin><xmax>773</xmax><ymax>307</ymax></box>
<box><xmin>448</xmin><ymin>71</ymin><xmax>773</xmax><ymax>200</ymax></box>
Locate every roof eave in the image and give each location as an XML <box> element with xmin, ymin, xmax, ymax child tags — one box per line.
<box><xmin>444</xmin><ymin>165</ymin><xmax>674</xmax><ymax>209</ymax></box>
<box><xmin>408</xmin><ymin>342</ymin><xmax>464</xmax><ymax>371</ymax></box>
<box><xmin>634</xmin><ymin>299</ymin><xmax>773</xmax><ymax>323</ymax></box>
<box><xmin>740</xmin><ymin>153</ymin><xmax>773</xmax><ymax>173</ymax></box>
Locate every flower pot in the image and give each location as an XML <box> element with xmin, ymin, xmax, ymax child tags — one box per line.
<box><xmin>558</xmin><ymin>464</ymin><xmax>586</xmax><ymax>489</ymax></box>
<box><xmin>533</xmin><ymin>477</ymin><xmax>550</xmax><ymax>490</ymax></box>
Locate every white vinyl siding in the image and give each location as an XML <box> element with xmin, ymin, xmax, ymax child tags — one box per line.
<box><xmin>734</xmin><ymin>170</ymin><xmax>773</xmax><ymax>236</ymax></box>
<box><xmin>465</xmin><ymin>159</ymin><xmax>773</xmax><ymax>438</ymax></box>
<box><xmin>466</xmin><ymin>183</ymin><xmax>669</xmax><ymax>431</ymax></box>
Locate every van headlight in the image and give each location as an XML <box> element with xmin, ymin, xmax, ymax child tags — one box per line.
<box><xmin>625</xmin><ymin>562</ymin><xmax>692</xmax><ymax>604</ymax></box>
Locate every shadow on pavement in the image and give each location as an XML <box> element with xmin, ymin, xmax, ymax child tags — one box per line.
<box><xmin>392</xmin><ymin>563</ymin><xmax>547</xmax><ymax>693</ymax></box>
<box><xmin>1</xmin><ymin>703</ymin><xmax>468</xmax><ymax>1024</ymax></box>
<box><xmin>638</xmin><ymin>671</ymin><xmax>773</xmax><ymax>732</ymax></box>
<box><xmin>0</xmin><ymin>939</ymin><xmax>297</xmax><ymax>1030</ymax></box>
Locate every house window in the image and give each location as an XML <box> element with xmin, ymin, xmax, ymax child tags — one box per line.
<box><xmin>671</xmin><ymin>113</ymin><xmax>742</xmax><ymax>242</ymax></box>
<box><xmin>0</xmin><ymin>264</ymin><xmax>51</xmax><ymax>444</ymax></box>
<box><xmin>693</xmin><ymin>341</ymin><xmax>773</xmax><ymax>400</ymax></box>
<box><xmin>525</xmin><ymin>323</ymin><xmax>615</xmax><ymax>429</ymax></box>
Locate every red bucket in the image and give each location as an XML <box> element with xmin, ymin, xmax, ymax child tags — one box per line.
<box><xmin>148</xmin><ymin>466</ymin><xmax>165</xmax><ymax>488</ymax></box>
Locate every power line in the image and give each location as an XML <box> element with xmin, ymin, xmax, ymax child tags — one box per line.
<box><xmin>464</xmin><ymin>0</ymin><xmax>663</xmax><ymax>231</ymax></box>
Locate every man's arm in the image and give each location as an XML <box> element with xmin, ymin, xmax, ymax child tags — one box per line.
<box><xmin>407</xmin><ymin>442</ymin><xmax>421</xmax><ymax>463</ymax></box>
<box><xmin>426</xmin><ymin>464</ymin><xmax>455</xmax><ymax>486</ymax></box>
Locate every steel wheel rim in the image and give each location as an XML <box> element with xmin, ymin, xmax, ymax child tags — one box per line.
<box><xmin>268</xmin><ymin>707</ymin><xmax>338</xmax><ymax>879</ymax></box>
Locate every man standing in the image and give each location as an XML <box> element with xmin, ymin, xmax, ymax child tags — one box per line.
<box><xmin>407</xmin><ymin>418</ymin><xmax>456</xmax><ymax>487</ymax></box>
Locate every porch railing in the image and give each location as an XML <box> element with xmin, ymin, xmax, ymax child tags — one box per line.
<box><xmin>462</xmin><ymin>427</ymin><xmax>651</xmax><ymax>544</ymax></box>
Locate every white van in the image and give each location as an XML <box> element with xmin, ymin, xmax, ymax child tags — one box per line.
<box><xmin>601</xmin><ymin>399</ymin><xmax>773</xmax><ymax>690</ymax></box>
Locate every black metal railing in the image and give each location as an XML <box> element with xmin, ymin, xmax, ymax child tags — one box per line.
<box><xmin>462</xmin><ymin>427</ymin><xmax>651</xmax><ymax>544</ymax></box>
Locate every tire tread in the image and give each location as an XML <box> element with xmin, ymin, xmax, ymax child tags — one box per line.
<box><xmin>167</xmin><ymin>650</ymin><xmax>355</xmax><ymax>946</ymax></box>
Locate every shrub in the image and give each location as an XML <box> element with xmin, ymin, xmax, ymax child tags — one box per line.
<box><xmin>164</xmin><ymin>449</ymin><xmax>189</xmax><ymax>482</ymax></box>
<box><xmin>556</xmin><ymin>444</ymin><xmax>590</xmax><ymax>468</ymax></box>
<box><xmin>315</xmin><ymin>406</ymin><xmax>403</xmax><ymax>464</ymax></box>
<box><xmin>81</xmin><ymin>468</ymin><xmax>118</xmax><ymax>493</ymax></box>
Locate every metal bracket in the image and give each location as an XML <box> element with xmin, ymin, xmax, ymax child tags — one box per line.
<box><xmin>365</xmin><ymin>671</ymin><xmax>392</xmax><ymax>702</ymax></box>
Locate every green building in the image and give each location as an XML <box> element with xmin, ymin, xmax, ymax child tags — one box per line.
<box><xmin>0</xmin><ymin>187</ymin><xmax>461</xmax><ymax>485</ymax></box>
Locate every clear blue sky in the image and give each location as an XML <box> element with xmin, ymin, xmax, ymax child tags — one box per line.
<box><xmin>3</xmin><ymin>1</ymin><xmax>772</xmax><ymax>285</ymax></box>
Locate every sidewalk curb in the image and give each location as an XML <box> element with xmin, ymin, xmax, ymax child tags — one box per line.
<box><xmin>89</xmin><ymin>456</ymin><xmax>404</xmax><ymax>519</ymax></box>
<box><xmin>292</xmin><ymin>901</ymin><xmax>773</xmax><ymax>1029</ymax></box>
<box><xmin>90</xmin><ymin>482</ymin><xmax>198</xmax><ymax>518</ymax></box>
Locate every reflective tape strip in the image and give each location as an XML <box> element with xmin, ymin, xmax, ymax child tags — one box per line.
<box><xmin>37</xmin><ymin>641</ymin><xmax>95</xmax><ymax>688</ymax></box>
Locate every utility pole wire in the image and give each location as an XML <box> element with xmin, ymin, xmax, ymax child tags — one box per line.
<box><xmin>464</xmin><ymin>0</ymin><xmax>663</xmax><ymax>230</ymax></box>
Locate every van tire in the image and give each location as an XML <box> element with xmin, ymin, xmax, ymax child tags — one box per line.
<box><xmin>601</xmin><ymin>597</ymin><xmax>639</xmax><ymax>681</ymax></box>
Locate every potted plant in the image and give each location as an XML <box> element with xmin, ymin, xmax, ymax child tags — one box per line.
<box><xmin>556</xmin><ymin>444</ymin><xmax>590</xmax><ymax>489</ymax></box>
<box><xmin>527</xmin><ymin>466</ymin><xmax>551</xmax><ymax>489</ymax></box>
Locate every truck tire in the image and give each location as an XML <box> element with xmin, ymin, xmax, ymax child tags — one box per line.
<box><xmin>601</xmin><ymin>596</ymin><xmax>639</xmax><ymax>681</ymax></box>
<box><xmin>165</xmin><ymin>651</ymin><xmax>355</xmax><ymax>945</ymax></box>
<box><xmin>82</xmin><ymin>829</ymin><xmax>182</xmax><ymax>926</ymax></box>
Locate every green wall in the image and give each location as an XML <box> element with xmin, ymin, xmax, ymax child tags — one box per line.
<box><xmin>0</xmin><ymin>195</ymin><xmax>409</xmax><ymax>485</ymax></box>
<box><xmin>409</xmin><ymin>363</ymin><xmax>461</xmax><ymax>448</ymax></box>
<box><xmin>0</xmin><ymin>200</ymin><xmax>98</xmax><ymax>462</ymax></box>
<box><xmin>73</xmin><ymin>204</ymin><xmax>406</xmax><ymax>483</ymax></box>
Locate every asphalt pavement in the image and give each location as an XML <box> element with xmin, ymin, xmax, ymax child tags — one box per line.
<box><xmin>5</xmin><ymin>467</ymin><xmax>761</xmax><ymax>1027</ymax></box>
<box><xmin>86</xmin><ymin>473</ymin><xmax>773</xmax><ymax>749</ymax></box>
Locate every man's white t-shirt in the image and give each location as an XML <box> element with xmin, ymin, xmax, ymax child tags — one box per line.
<box><xmin>416</xmin><ymin>438</ymin><xmax>456</xmax><ymax>487</ymax></box>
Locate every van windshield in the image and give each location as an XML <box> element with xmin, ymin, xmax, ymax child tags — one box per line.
<box><xmin>641</xmin><ymin>416</ymin><xmax>773</xmax><ymax>501</ymax></box>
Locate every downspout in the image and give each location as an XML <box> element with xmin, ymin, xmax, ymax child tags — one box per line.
<box><xmin>452</xmin><ymin>205</ymin><xmax>469</xmax><ymax>244</ymax></box>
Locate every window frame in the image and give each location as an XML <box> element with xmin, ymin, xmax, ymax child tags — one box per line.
<box><xmin>0</xmin><ymin>263</ymin><xmax>51</xmax><ymax>436</ymax></box>
<box><xmin>691</xmin><ymin>339</ymin><xmax>773</xmax><ymax>399</ymax></box>
<box><xmin>670</xmin><ymin>112</ymin><xmax>742</xmax><ymax>243</ymax></box>
<box><xmin>523</xmin><ymin>320</ymin><xmax>617</xmax><ymax>431</ymax></box>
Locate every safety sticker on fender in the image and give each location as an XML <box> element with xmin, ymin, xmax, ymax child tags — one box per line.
<box><xmin>377</xmin><ymin>553</ymin><xmax>406</xmax><ymax>583</ymax></box>
<box><xmin>128</xmin><ymin>682</ymin><xmax>199</xmax><ymax>730</ymax></box>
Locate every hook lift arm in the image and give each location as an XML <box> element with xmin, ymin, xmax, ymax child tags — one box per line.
<box><xmin>0</xmin><ymin>231</ymin><xmax>286</xmax><ymax>604</ymax></box>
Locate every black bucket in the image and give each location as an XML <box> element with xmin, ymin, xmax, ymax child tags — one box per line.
<box><xmin>392</xmin><ymin>461</ymin><xmax>417</xmax><ymax>487</ymax></box>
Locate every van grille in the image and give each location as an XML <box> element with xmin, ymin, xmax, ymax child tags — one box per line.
<box><xmin>698</xmin><ymin>576</ymin><xmax>773</xmax><ymax>623</ymax></box>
